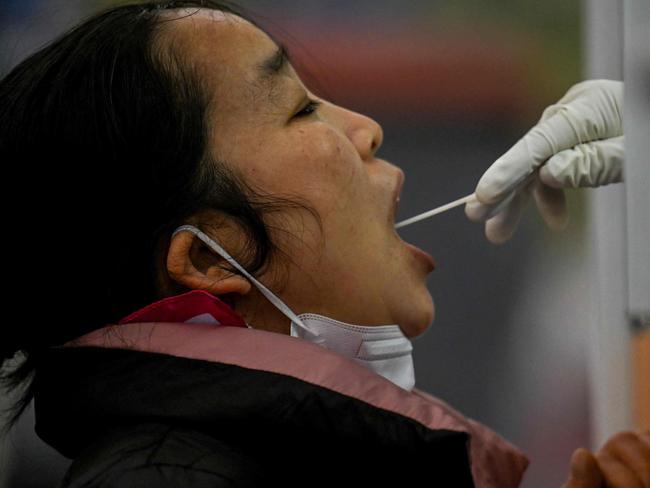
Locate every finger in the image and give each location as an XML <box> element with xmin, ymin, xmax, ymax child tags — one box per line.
<box><xmin>561</xmin><ymin>448</ymin><xmax>604</xmax><ymax>488</ymax></box>
<box><xmin>600</xmin><ymin>432</ymin><xmax>650</xmax><ymax>486</ymax></box>
<box><xmin>533</xmin><ymin>178</ymin><xmax>568</xmax><ymax>231</ymax></box>
<box><xmin>476</xmin><ymin>109</ymin><xmax>597</xmax><ymax>204</ymax></box>
<box><xmin>476</xmin><ymin>82</ymin><xmax>623</xmax><ymax>205</ymax></box>
<box><xmin>596</xmin><ymin>450</ymin><xmax>645</xmax><ymax>488</ymax></box>
<box><xmin>485</xmin><ymin>184</ymin><xmax>533</xmax><ymax>245</ymax></box>
<box><xmin>640</xmin><ymin>430</ymin><xmax>650</xmax><ymax>446</ymax></box>
<box><xmin>539</xmin><ymin>136</ymin><xmax>625</xmax><ymax>188</ymax></box>
<box><xmin>538</xmin><ymin>80</ymin><xmax>598</xmax><ymax>124</ymax></box>
<box><xmin>465</xmin><ymin>190</ymin><xmax>517</xmax><ymax>223</ymax></box>
<box><xmin>538</xmin><ymin>81</ymin><xmax>624</xmax><ymax>140</ymax></box>
<box><xmin>539</xmin><ymin>164</ymin><xmax>565</xmax><ymax>189</ymax></box>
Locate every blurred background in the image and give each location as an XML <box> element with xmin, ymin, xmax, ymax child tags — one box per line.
<box><xmin>0</xmin><ymin>1</ymin><xmax>643</xmax><ymax>487</ymax></box>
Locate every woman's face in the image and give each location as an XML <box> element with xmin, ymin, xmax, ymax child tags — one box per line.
<box><xmin>164</xmin><ymin>9</ymin><xmax>435</xmax><ymax>338</ymax></box>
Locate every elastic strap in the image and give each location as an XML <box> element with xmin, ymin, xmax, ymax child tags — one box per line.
<box><xmin>172</xmin><ymin>225</ymin><xmax>324</xmax><ymax>344</ymax></box>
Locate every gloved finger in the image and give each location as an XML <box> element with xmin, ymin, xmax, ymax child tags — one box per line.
<box><xmin>485</xmin><ymin>183</ymin><xmax>533</xmax><ymax>245</ymax></box>
<box><xmin>539</xmin><ymin>136</ymin><xmax>625</xmax><ymax>188</ymax></box>
<box><xmin>476</xmin><ymin>80</ymin><xmax>623</xmax><ymax>206</ymax></box>
<box><xmin>475</xmin><ymin>108</ymin><xmax>597</xmax><ymax>205</ymax></box>
<box><xmin>533</xmin><ymin>178</ymin><xmax>568</xmax><ymax>231</ymax></box>
<box><xmin>538</xmin><ymin>80</ymin><xmax>624</xmax><ymax>127</ymax></box>
<box><xmin>465</xmin><ymin>189</ymin><xmax>517</xmax><ymax>223</ymax></box>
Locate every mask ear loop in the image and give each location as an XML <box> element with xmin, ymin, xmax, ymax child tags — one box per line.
<box><xmin>171</xmin><ymin>224</ymin><xmax>326</xmax><ymax>346</ymax></box>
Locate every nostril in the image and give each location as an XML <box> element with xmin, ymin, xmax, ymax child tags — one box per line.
<box><xmin>372</xmin><ymin>136</ymin><xmax>382</xmax><ymax>153</ymax></box>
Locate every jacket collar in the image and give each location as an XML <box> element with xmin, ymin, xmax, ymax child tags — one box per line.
<box><xmin>115</xmin><ymin>288</ymin><xmax>249</xmax><ymax>328</ymax></box>
<box><xmin>33</xmin><ymin>289</ymin><xmax>529</xmax><ymax>487</ymax></box>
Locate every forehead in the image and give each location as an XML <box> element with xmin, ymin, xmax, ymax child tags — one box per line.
<box><xmin>159</xmin><ymin>9</ymin><xmax>276</xmax><ymax>94</ymax></box>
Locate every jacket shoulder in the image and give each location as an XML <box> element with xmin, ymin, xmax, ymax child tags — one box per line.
<box><xmin>82</xmin><ymin>463</ymin><xmax>237</xmax><ymax>488</ymax></box>
<box><xmin>57</xmin><ymin>422</ymin><xmax>265</xmax><ymax>488</ymax></box>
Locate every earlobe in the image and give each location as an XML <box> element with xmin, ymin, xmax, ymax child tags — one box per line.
<box><xmin>166</xmin><ymin>228</ymin><xmax>252</xmax><ymax>297</ymax></box>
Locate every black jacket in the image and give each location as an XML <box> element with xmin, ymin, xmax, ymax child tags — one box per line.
<box><xmin>32</xmin><ymin>290</ymin><xmax>529</xmax><ymax>487</ymax></box>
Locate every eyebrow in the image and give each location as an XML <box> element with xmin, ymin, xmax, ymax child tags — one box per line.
<box><xmin>256</xmin><ymin>43</ymin><xmax>290</xmax><ymax>83</ymax></box>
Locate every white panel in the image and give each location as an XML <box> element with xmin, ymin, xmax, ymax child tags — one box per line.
<box><xmin>624</xmin><ymin>0</ymin><xmax>650</xmax><ymax>322</ymax></box>
<box><xmin>584</xmin><ymin>0</ymin><xmax>635</xmax><ymax>448</ymax></box>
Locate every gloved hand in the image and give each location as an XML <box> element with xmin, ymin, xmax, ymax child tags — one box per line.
<box><xmin>465</xmin><ymin>79</ymin><xmax>624</xmax><ymax>244</ymax></box>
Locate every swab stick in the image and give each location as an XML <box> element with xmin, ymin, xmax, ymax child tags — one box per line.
<box><xmin>394</xmin><ymin>193</ymin><xmax>477</xmax><ymax>229</ymax></box>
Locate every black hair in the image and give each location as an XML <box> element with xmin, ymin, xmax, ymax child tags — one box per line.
<box><xmin>0</xmin><ymin>0</ymin><xmax>322</xmax><ymax>438</ymax></box>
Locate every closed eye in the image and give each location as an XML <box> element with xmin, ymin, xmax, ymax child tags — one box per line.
<box><xmin>294</xmin><ymin>98</ymin><xmax>322</xmax><ymax>118</ymax></box>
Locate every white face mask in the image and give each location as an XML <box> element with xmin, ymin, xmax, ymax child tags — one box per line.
<box><xmin>171</xmin><ymin>224</ymin><xmax>416</xmax><ymax>391</ymax></box>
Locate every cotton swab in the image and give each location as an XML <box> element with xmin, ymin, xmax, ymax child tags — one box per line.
<box><xmin>394</xmin><ymin>193</ymin><xmax>477</xmax><ymax>229</ymax></box>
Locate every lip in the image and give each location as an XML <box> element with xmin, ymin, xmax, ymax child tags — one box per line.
<box><xmin>404</xmin><ymin>242</ymin><xmax>436</xmax><ymax>272</ymax></box>
<box><xmin>388</xmin><ymin>169</ymin><xmax>435</xmax><ymax>273</ymax></box>
<box><xmin>390</xmin><ymin>170</ymin><xmax>405</xmax><ymax>223</ymax></box>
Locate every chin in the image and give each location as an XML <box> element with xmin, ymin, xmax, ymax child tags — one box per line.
<box><xmin>399</xmin><ymin>293</ymin><xmax>435</xmax><ymax>339</ymax></box>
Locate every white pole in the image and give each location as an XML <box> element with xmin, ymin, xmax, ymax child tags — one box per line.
<box><xmin>623</xmin><ymin>0</ymin><xmax>650</xmax><ymax>329</ymax></box>
<box><xmin>623</xmin><ymin>0</ymin><xmax>650</xmax><ymax>430</ymax></box>
<box><xmin>583</xmin><ymin>0</ymin><xmax>635</xmax><ymax>448</ymax></box>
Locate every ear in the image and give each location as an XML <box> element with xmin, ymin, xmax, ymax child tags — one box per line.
<box><xmin>166</xmin><ymin>228</ymin><xmax>252</xmax><ymax>296</ymax></box>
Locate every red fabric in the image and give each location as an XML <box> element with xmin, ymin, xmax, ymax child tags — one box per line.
<box><xmin>117</xmin><ymin>289</ymin><xmax>247</xmax><ymax>328</ymax></box>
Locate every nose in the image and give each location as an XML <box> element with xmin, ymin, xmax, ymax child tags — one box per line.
<box><xmin>347</xmin><ymin>112</ymin><xmax>384</xmax><ymax>161</ymax></box>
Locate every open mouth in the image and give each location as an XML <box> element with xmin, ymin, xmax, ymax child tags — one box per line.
<box><xmin>390</xmin><ymin>174</ymin><xmax>436</xmax><ymax>272</ymax></box>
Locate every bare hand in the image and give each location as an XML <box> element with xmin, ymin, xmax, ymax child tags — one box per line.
<box><xmin>561</xmin><ymin>430</ymin><xmax>650</xmax><ymax>488</ymax></box>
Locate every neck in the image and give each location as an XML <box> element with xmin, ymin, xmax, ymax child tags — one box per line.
<box><xmin>230</xmin><ymin>286</ymin><xmax>293</xmax><ymax>335</ymax></box>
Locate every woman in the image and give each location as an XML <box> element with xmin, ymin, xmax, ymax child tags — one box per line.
<box><xmin>0</xmin><ymin>2</ymin><xmax>647</xmax><ymax>487</ymax></box>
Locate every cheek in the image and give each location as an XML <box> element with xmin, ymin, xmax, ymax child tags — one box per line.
<box><xmin>299</xmin><ymin>124</ymin><xmax>346</xmax><ymax>167</ymax></box>
<box><xmin>294</xmin><ymin>124</ymin><xmax>360</xmax><ymax>197</ymax></box>
<box><xmin>236</xmin><ymin>124</ymin><xmax>366</xmax><ymax>239</ymax></box>
<box><xmin>239</xmin><ymin>124</ymin><xmax>352</xmax><ymax>192</ymax></box>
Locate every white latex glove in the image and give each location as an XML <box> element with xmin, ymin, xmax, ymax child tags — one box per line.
<box><xmin>465</xmin><ymin>79</ymin><xmax>624</xmax><ymax>244</ymax></box>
